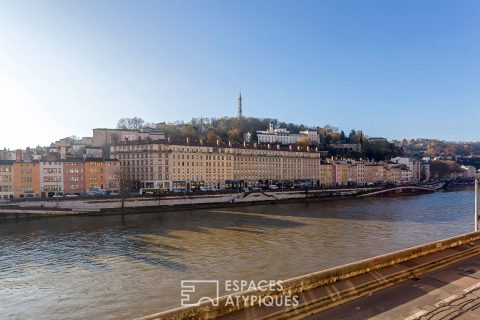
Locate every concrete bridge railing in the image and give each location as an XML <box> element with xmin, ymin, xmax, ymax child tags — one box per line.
<box><xmin>357</xmin><ymin>185</ymin><xmax>436</xmax><ymax>198</ymax></box>
<box><xmin>136</xmin><ymin>231</ymin><xmax>480</xmax><ymax>320</ymax></box>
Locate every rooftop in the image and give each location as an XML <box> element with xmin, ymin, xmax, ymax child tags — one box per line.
<box><xmin>113</xmin><ymin>138</ymin><xmax>324</xmax><ymax>153</ymax></box>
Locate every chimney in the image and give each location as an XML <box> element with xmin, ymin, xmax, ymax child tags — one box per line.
<box><xmin>307</xmin><ymin>146</ymin><xmax>310</xmax><ymax>152</ymax></box>
<box><xmin>289</xmin><ymin>145</ymin><xmax>293</xmax><ymax>151</ymax></box>
<box><xmin>228</xmin><ymin>141</ymin><xmax>232</xmax><ymax>147</ymax></box>
<box><xmin>277</xmin><ymin>144</ymin><xmax>281</xmax><ymax>150</ymax></box>
<box><xmin>15</xmin><ymin>149</ymin><xmax>23</xmax><ymax>162</ymax></box>
<box><xmin>315</xmin><ymin>147</ymin><xmax>319</xmax><ymax>152</ymax></box>
<box><xmin>200</xmin><ymin>139</ymin><xmax>204</xmax><ymax>145</ymax></box>
<box><xmin>216</xmin><ymin>139</ymin><xmax>220</xmax><ymax>146</ymax></box>
<box><xmin>243</xmin><ymin>141</ymin><xmax>246</xmax><ymax>147</ymax></box>
<box><xmin>267</xmin><ymin>144</ymin><xmax>271</xmax><ymax>149</ymax></box>
<box><xmin>186</xmin><ymin>137</ymin><xmax>189</xmax><ymax>144</ymax></box>
<box><xmin>254</xmin><ymin>143</ymin><xmax>257</xmax><ymax>148</ymax></box>
<box><xmin>297</xmin><ymin>146</ymin><xmax>301</xmax><ymax>151</ymax></box>
<box><xmin>167</xmin><ymin>137</ymin><xmax>171</xmax><ymax>142</ymax></box>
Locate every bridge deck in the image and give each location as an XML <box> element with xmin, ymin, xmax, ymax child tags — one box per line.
<box><xmin>357</xmin><ymin>185</ymin><xmax>436</xmax><ymax>197</ymax></box>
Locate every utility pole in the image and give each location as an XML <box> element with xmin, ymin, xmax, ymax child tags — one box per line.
<box><xmin>475</xmin><ymin>178</ymin><xmax>478</xmax><ymax>232</ymax></box>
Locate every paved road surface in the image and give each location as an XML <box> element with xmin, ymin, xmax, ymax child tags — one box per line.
<box><xmin>310</xmin><ymin>254</ymin><xmax>480</xmax><ymax>320</ymax></box>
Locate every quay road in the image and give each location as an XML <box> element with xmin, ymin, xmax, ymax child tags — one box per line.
<box><xmin>309</xmin><ymin>254</ymin><xmax>480</xmax><ymax>320</ymax></box>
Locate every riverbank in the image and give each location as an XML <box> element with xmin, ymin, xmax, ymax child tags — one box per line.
<box><xmin>0</xmin><ymin>186</ymin><xmax>438</xmax><ymax>220</ymax></box>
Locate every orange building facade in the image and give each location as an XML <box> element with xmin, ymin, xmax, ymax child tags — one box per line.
<box><xmin>84</xmin><ymin>160</ymin><xmax>105</xmax><ymax>189</ymax></box>
<box><xmin>13</xmin><ymin>161</ymin><xmax>41</xmax><ymax>198</ymax></box>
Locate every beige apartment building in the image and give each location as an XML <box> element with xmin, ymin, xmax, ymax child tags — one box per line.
<box><xmin>365</xmin><ymin>164</ymin><xmax>385</xmax><ymax>184</ymax></box>
<box><xmin>110</xmin><ymin>139</ymin><xmax>322</xmax><ymax>190</ymax></box>
<box><xmin>385</xmin><ymin>165</ymin><xmax>402</xmax><ymax>184</ymax></box>
<box><xmin>0</xmin><ymin>160</ymin><xmax>14</xmax><ymax>199</ymax></box>
<box><xmin>320</xmin><ymin>162</ymin><xmax>334</xmax><ymax>186</ymax></box>
<box><xmin>333</xmin><ymin>161</ymin><xmax>350</xmax><ymax>186</ymax></box>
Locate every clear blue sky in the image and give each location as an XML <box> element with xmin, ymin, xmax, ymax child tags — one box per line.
<box><xmin>1</xmin><ymin>0</ymin><xmax>479</xmax><ymax>149</ymax></box>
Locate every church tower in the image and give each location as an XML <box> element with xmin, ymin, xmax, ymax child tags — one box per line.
<box><xmin>237</xmin><ymin>92</ymin><xmax>243</xmax><ymax>120</ymax></box>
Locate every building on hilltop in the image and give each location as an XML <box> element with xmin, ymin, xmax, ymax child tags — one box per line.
<box><xmin>256</xmin><ymin>123</ymin><xmax>319</xmax><ymax>145</ymax></box>
<box><xmin>92</xmin><ymin>127</ymin><xmax>165</xmax><ymax>158</ymax></box>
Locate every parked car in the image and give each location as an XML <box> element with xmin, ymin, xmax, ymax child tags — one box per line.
<box><xmin>86</xmin><ymin>188</ymin><xmax>106</xmax><ymax>196</ymax></box>
<box><xmin>268</xmin><ymin>185</ymin><xmax>279</xmax><ymax>190</ymax></box>
<box><xmin>65</xmin><ymin>193</ymin><xmax>79</xmax><ymax>198</ymax></box>
<box><xmin>249</xmin><ymin>187</ymin><xmax>262</xmax><ymax>191</ymax></box>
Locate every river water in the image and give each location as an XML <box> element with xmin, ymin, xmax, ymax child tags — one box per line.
<box><xmin>0</xmin><ymin>188</ymin><xmax>476</xmax><ymax>319</ymax></box>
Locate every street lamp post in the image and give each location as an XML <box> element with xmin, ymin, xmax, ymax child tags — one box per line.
<box><xmin>56</xmin><ymin>177</ymin><xmax>59</xmax><ymax>208</ymax></box>
<box><xmin>475</xmin><ymin>178</ymin><xmax>478</xmax><ymax>232</ymax></box>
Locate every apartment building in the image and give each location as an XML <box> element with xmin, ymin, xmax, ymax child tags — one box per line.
<box><xmin>391</xmin><ymin>157</ymin><xmax>420</xmax><ymax>183</ymax></box>
<box><xmin>320</xmin><ymin>162</ymin><xmax>334</xmax><ymax>186</ymax></box>
<box><xmin>333</xmin><ymin>161</ymin><xmax>350</xmax><ymax>186</ymax></box>
<box><xmin>40</xmin><ymin>161</ymin><xmax>63</xmax><ymax>197</ymax></box>
<box><xmin>365</xmin><ymin>164</ymin><xmax>385</xmax><ymax>184</ymax></box>
<box><xmin>104</xmin><ymin>160</ymin><xmax>120</xmax><ymax>190</ymax></box>
<box><xmin>385</xmin><ymin>165</ymin><xmax>401</xmax><ymax>184</ymax></box>
<box><xmin>110</xmin><ymin>139</ymin><xmax>322</xmax><ymax>190</ymax></box>
<box><xmin>13</xmin><ymin>161</ymin><xmax>40</xmax><ymax>198</ymax></box>
<box><xmin>63</xmin><ymin>160</ymin><xmax>85</xmax><ymax>194</ymax></box>
<box><xmin>0</xmin><ymin>160</ymin><xmax>14</xmax><ymax>199</ymax></box>
<box><xmin>354</xmin><ymin>162</ymin><xmax>366</xmax><ymax>185</ymax></box>
<box><xmin>84</xmin><ymin>159</ymin><xmax>105</xmax><ymax>189</ymax></box>
<box><xmin>231</xmin><ymin>143</ymin><xmax>320</xmax><ymax>187</ymax></box>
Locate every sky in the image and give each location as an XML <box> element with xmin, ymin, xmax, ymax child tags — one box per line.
<box><xmin>0</xmin><ymin>0</ymin><xmax>479</xmax><ymax>149</ymax></box>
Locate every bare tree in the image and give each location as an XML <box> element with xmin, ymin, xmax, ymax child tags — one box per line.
<box><xmin>117</xmin><ymin>118</ymin><xmax>129</xmax><ymax>129</ymax></box>
<box><xmin>116</xmin><ymin>117</ymin><xmax>146</xmax><ymax>130</ymax></box>
<box><xmin>128</xmin><ymin>117</ymin><xmax>145</xmax><ymax>130</ymax></box>
<box><xmin>119</xmin><ymin>172</ymin><xmax>133</xmax><ymax>209</ymax></box>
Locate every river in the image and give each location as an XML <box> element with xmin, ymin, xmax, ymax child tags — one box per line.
<box><xmin>0</xmin><ymin>188</ymin><xmax>476</xmax><ymax>319</ymax></box>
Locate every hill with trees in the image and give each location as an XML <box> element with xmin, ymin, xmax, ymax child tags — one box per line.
<box><xmin>115</xmin><ymin>116</ymin><xmax>403</xmax><ymax>161</ymax></box>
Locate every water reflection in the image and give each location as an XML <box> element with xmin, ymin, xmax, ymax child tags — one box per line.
<box><xmin>0</xmin><ymin>188</ymin><xmax>474</xmax><ymax>320</ymax></box>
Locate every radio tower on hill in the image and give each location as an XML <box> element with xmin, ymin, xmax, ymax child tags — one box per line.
<box><xmin>237</xmin><ymin>92</ymin><xmax>243</xmax><ymax>120</ymax></box>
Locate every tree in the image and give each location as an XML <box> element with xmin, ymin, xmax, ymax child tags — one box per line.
<box><xmin>119</xmin><ymin>172</ymin><xmax>133</xmax><ymax>209</ymax></box>
<box><xmin>340</xmin><ymin>131</ymin><xmax>346</xmax><ymax>143</ymax></box>
<box><xmin>117</xmin><ymin>118</ymin><xmax>129</xmax><ymax>129</ymax></box>
<box><xmin>206</xmin><ymin>130</ymin><xmax>221</xmax><ymax>143</ymax></box>
<box><xmin>116</xmin><ymin>117</ymin><xmax>146</xmax><ymax>130</ymax></box>
<box><xmin>347</xmin><ymin>130</ymin><xmax>359</xmax><ymax>143</ymax></box>
<box><xmin>297</xmin><ymin>137</ymin><xmax>309</xmax><ymax>147</ymax></box>
<box><xmin>227</xmin><ymin>128</ymin><xmax>242</xmax><ymax>142</ymax></box>
<box><xmin>128</xmin><ymin>117</ymin><xmax>145</xmax><ymax>130</ymax></box>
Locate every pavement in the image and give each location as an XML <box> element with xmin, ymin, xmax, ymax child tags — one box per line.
<box><xmin>308</xmin><ymin>254</ymin><xmax>480</xmax><ymax>320</ymax></box>
<box><xmin>216</xmin><ymin>243</ymin><xmax>480</xmax><ymax>320</ymax></box>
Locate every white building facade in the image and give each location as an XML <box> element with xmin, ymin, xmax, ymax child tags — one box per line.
<box><xmin>257</xmin><ymin>123</ymin><xmax>318</xmax><ymax>145</ymax></box>
<box><xmin>40</xmin><ymin>161</ymin><xmax>63</xmax><ymax>197</ymax></box>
